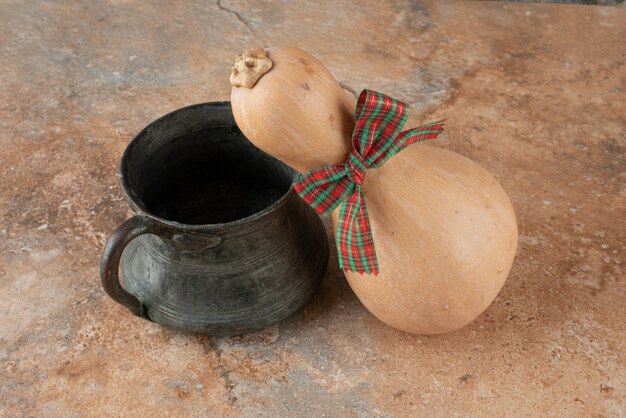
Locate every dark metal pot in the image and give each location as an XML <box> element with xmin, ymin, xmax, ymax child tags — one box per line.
<box><xmin>100</xmin><ymin>102</ymin><xmax>329</xmax><ymax>336</ymax></box>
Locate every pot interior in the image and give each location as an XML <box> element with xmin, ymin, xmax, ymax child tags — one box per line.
<box><xmin>121</xmin><ymin>103</ymin><xmax>295</xmax><ymax>225</ymax></box>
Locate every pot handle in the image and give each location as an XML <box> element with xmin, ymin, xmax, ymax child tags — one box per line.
<box><xmin>100</xmin><ymin>215</ymin><xmax>158</xmax><ymax>320</ymax></box>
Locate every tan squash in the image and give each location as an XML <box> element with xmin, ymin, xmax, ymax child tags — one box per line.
<box><xmin>230</xmin><ymin>47</ymin><xmax>518</xmax><ymax>334</ymax></box>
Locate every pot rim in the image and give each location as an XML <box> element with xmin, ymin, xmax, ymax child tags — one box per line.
<box><xmin>118</xmin><ymin>101</ymin><xmax>298</xmax><ymax>232</ymax></box>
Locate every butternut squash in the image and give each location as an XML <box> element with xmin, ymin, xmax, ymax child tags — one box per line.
<box><xmin>230</xmin><ymin>47</ymin><xmax>517</xmax><ymax>334</ymax></box>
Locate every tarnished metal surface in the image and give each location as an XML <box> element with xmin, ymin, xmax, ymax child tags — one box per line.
<box><xmin>101</xmin><ymin>102</ymin><xmax>328</xmax><ymax>335</ymax></box>
<box><xmin>0</xmin><ymin>0</ymin><xmax>624</xmax><ymax>416</ymax></box>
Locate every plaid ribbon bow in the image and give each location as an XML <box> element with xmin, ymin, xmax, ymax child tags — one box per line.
<box><xmin>294</xmin><ymin>89</ymin><xmax>446</xmax><ymax>275</ymax></box>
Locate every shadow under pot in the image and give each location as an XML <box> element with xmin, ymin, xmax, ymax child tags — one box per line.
<box><xmin>100</xmin><ymin>102</ymin><xmax>329</xmax><ymax>336</ymax></box>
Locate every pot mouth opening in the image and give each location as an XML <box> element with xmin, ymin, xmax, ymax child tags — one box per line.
<box><xmin>119</xmin><ymin>102</ymin><xmax>297</xmax><ymax>231</ymax></box>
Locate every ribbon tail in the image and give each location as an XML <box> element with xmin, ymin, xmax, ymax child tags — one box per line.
<box><xmin>396</xmin><ymin>119</ymin><xmax>447</xmax><ymax>152</ymax></box>
<box><xmin>336</xmin><ymin>188</ymin><xmax>379</xmax><ymax>275</ymax></box>
<box><xmin>369</xmin><ymin>119</ymin><xmax>447</xmax><ymax>168</ymax></box>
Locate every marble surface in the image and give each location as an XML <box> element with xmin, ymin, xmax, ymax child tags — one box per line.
<box><xmin>1</xmin><ymin>1</ymin><xmax>624</xmax><ymax>416</ymax></box>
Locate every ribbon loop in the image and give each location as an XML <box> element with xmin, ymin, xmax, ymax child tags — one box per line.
<box><xmin>293</xmin><ymin>89</ymin><xmax>446</xmax><ymax>275</ymax></box>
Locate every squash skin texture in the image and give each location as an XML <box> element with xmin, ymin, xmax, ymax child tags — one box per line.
<box><xmin>231</xmin><ymin>47</ymin><xmax>518</xmax><ymax>334</ymax></box>
<box><xmin>231</xmin><ymin>47</ymin><xmax>355</xmax><ymax>173</ymax></box>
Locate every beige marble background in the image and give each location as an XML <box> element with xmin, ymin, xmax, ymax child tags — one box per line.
<box><xmin>0</xmin><ymin>1</ymin><xmax>624</xmax><ymax>416</ymax></box>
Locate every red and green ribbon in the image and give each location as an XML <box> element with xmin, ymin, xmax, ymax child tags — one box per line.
<box><xmin>293</xmin><ymin>89</ymin><xmax>446</xmax><ymax>275</ymax></box>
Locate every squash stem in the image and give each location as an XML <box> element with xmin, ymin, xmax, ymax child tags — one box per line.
<box><xmin>230</xmin><ymin>48</ymin><xmax>273</xmax><ymax>88</ymax></box>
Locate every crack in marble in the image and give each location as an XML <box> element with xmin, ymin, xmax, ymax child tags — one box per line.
<box><xmin>216</xmin><ymin>0</ymin><xmax>263</xmax><ymax>41</ymax></box>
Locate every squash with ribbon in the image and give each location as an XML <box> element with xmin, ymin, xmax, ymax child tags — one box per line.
<box><xmin>230</xmin><ymin>47</ymin><xmax>518</xmax><ymax>334</ymax></box>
